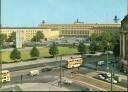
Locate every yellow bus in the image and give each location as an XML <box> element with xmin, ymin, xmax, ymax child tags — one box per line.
<box><xmin>65</xmin><ymin>57</ymin><xmax>83</xmax><ymax>69</ymax></box>
<box><xmin>0</xmin><ymin>70</ymin><xmax>11</xmax><ymax>83</ymax></box>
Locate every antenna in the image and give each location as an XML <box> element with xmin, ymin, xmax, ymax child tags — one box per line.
<box><xmin>42</xmin><ymin>20</ymin><xmax>45</xmax><ymax>25</ymax></box>
<box><xmin>77</xmin><ymin>19</ymin><xmax>79</xmax><ymax>23</ymax></box>
<box><xmin>113</xmin><ymin>16</ymin><xmax>119</xmax><ymax>23</ymax></box>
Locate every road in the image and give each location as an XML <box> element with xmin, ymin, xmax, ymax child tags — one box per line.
<box><xmin>1</xmin><ymin>55</ymin><xmax>127</xmax><ymax>91</ymax></box>
<box><xmin>2</xmin><ymin>65</ymin><xmax>126</xmax><ymax>91</ymax></box>
<box><xmin>2</xmin><ymin>66</ymin><xmax>97</xmax><ymax>91</ymax></box>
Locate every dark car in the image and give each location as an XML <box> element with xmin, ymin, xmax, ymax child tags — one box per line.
<box><xmin>41</xmin><ymin>67</ymin><xmax>52</xmax><ymax>72</ymax></box>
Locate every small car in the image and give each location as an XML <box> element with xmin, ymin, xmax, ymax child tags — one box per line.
<box><xmin>29</xmin><ymin>70</ymin><xmax>39</xmax><ymax>76</ymax></box>
<box><xmin>98</xmin><ymin>74</ymin><xmax>105</xmax><ymax>80</ymax></box>
<box><xmin>41</xmin><ymin>67</ymin><xmax>52</xmax><ymax>72</ymax></box>
<box><xmin>106</xmin><ymin>78</ymin><xmax>117</xmax><ymax>84</ymax></box>
<box><xmin>62</xmin><ymin>79</ymin><xmax>73</xmax><ymax>84</ymax></box>
<box><xmin>97</xmin><ymin>61</ymin><xmax>105</xmax><ymax>66</ymax></box>
<box><xmin>106</xmin><ymin>73</ymin><xmax>114</xmax><ymax>78</ymax></box>
<box><xmin>106</xmin><ymin>73</ymin><xmax>111</xmax><ymax>78</ymax></box>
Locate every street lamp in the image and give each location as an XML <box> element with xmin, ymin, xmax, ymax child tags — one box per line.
<box><xmin>106</xmin><ymin>42</ymin><xmax>110</xmax><ymax>72</ymax></box>
<box><xmin>59</xmin><ymin>55</ymin><xmax>63</xmax><ymax>88</ymax></box>
<box><xmin>110</xmin><ymin>61</ymin><xmax>113</xmax><ymax>91</ymax></box>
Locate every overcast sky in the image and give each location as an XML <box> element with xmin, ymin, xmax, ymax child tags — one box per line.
<box><xmin>1</xmin><ymin>0</ymin><xmax>127</xmax><ymax>27</ymax></box>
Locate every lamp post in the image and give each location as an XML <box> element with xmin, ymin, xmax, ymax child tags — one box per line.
<box><xmin>59</xmin><ymin>55</ymin><xmax>63</xmax><ymax>88</ymax></box>
<box><xmin>106</xmin><ymin>42</ymin><xmax>110</xmax><ymax>72</ymax></box>
<box><xmin>110</xmin><ymin>61</ymin><xmax>113</xmax><ymax>91</ymax></box>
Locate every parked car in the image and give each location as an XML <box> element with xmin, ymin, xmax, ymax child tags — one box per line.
<box><xmin>98</xmin><ymin>74</ymin><xmax>105</xmax><ymax>80</ymax></box>
<box><xmin>41</xmin><ymin>67</ymin><xmax>52</xmax><ymax>72</ymax></box>
<box><xmin>98</xmin><ymin>61</ymin><xmax>105</xmax><ymax>66</ymax></box>
<box><xmin>105</xmin><ymin>51</ymin><xmax>113</xmax><ymax>54</ymax></box>
<box><xmin>106</xmin><ymin>73</ymin><xmax>115</xmax><ymax>78</ymax></box>
<box><xmin>106</xmin><ymin>73</ymin><xmax>111</xmax><ymax>78</ymax></box>
<box><xmin>62</xmin><ymin>79</ymin><xmax>73</xmax><ymax>84</ymax></box>
<box><xmin>106</xmin><ymin>78</ymin><xmax>117</xmax><ymax>84</ymax></box>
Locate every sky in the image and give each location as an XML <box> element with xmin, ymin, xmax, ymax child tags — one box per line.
<box><xmin>1</xmin><ymin>0</ymin><xmax>127</xmax><ymax>27</ymax></box>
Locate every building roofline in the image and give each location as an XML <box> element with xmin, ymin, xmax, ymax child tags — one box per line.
<box><xmin>0</xmin><ymin>27</ymin><xmax>49</xmax><ymax>29</ymax></box>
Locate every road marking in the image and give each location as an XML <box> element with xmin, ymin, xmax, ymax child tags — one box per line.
<box><xmin>73</xmin><ymin>79</ymin><xmax>107</xmax><ymax>91</ymax></box>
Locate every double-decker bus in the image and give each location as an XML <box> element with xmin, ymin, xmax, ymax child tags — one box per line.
<box><xmin>0</xmin><ymin>70</ymin><xmax>11</xmax><ymax>83</ymax></box>
<box><xmin>65</xmin><ymin>57</ymin><xmax>83</xmax><ymax>69</ymax></box>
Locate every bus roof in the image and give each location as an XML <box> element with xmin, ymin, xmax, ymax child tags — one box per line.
<box><xmin>67</xmin><ymin>57</ymin><xmax>82</xmax><ymax>61</ymax></box>
<box><xmin>0</xmin><ymin>70</ymin><xmax>10</xmax><ymax>73</ymax></box>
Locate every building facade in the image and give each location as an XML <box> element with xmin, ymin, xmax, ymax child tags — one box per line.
<box><xmin>0</xmin><ymin>27</ymin><xmax>59</xmax><ymax>42</ymax></box>
<box><xmin>39</xmin><ymin>21</ymin><xmax>121</xmax><ymax>37</ymax></box>
<box><xmin>120</xmin><ymin>15</ymin><xmax>128</xmax><ymax>69</ymax></box>
<box><xmin>1</xmin><ymin>21</ymin><xmax>121</xmax><ymax>42</ymax></box>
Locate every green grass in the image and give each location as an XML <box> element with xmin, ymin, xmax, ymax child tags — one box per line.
<box><xmin>1</xmin><ymin>47</ymin><xmax>78</xmax><ymax>63</ymax></box>
<box><xmin>1</xmin><ymin>46</ymin><xmax>115</xmax><ymax>63</ymax></box>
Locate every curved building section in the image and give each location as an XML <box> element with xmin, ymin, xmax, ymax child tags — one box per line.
<box><xmin>120</xmin><ymin>15</ymin><xmax>128</xmax><ymax>69</ymax></box>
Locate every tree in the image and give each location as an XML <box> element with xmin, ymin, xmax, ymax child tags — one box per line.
<box><xmin>90</xmin><ymin>33</ymin><xmax>98</xmax><ymax>41</ymax></box>
<box><xmin>31</xmin><ymin>31</ymin><xmax>44</xmax><ymax>42</ymax></box>
<box><xmin>7</xmin><ymin>32</ymin><xmax>16</xmax><ymax>42</ymax></box>
<box><xmin>113</xmin><ymin>40</ymin><xmax>120</xmax><ymax>58</ymax></box>
<box><xmin>49</xmin><ymin>42</ymin><xmax>59</xmax><ymax>57</ymax></box>
<box><xmin>89</xmin><ymin>41</ymin><xmax>97</xmax><ymax>54</ymax></box>
<box><xmin>100</xmin><ymin>32</ymin><xmax>112</xmax><ymax>51</ymax></box>
<box><xmin>78</xmin><ymin>42</ymin><xmax>87</xmax><ymax>55</ymax></box>
<box><xmin>30</xmin><ymin>46</ymin><xmax>40</xmax><ymax>58</ymax></box>
<box><xmin>10</xmin><ymin>48</ymin><xmax>21</xmax><ymax>61</ymax></box>
<box><xmin>0</xmin><ymin>34</ymin><xmax>7</xmax><ymax>46</ymax></box>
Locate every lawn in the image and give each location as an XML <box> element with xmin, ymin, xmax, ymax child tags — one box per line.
<box><xmin>1</xmin><ymin>47</ymin><xmax>78</xmax><ymax>63</ymax></box>
<box><xmin>1</xmin><ymin>47</ymin><xmax>115</xmax><ymax>63</ymax></box>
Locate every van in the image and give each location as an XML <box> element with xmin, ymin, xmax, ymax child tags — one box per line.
<box><xmin>29</xmin><ymin>70</ymin><xmax>39</xmax><ymax>76</ymax></box>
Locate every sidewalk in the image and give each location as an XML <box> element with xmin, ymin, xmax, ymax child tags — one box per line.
<box><xmin>2</xmin><ymin>55</ymin><xmax>80</xmax><ymax>69</ymax></box>
<box><xmin>0</xmin><ymin>83</ymin><xmax>70</xmax><ymax>91</ymax></box>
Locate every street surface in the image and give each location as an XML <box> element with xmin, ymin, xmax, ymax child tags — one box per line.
<box><xmin>1</xmin><ymin>55</ymin><xmax>127</xmax><ymax>91</ymax></box>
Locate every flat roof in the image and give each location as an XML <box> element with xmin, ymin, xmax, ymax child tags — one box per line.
<box><xmin>0</xmin><ymin>27</ymin><xmax>49</xmax><ymax>29</ymax></box>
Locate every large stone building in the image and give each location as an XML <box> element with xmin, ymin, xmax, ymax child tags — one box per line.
<box><xmin>39</xmin><ymin>20</ymin><xmax>121</xmax><ymax>37</ymax></box>
<box><xmin>120</xmin><ymin>15</ymin><xmax>128</xmax><ymax>69</ymax></box>
<box><xmin>0</xmin><ymin>27</ymin><xmax>59</xmax><ymax>42</ymax></box>
<box><xmin>0</xmin><ymin>21</ymin><xmax>121</xmax><ymax>43</ymax></box>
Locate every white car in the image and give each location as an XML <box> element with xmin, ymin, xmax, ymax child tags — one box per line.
<box><xmin>106</xmin><ymin>73</ymin><xmax>111</xmax><ymax>78</ymax></box>
<box><xmin>29</xmin><ymin>70</ymin><xmax>39</xmax><ymax>76</ymax></box>
<box><xmin>62</xmin><ymin>79</ymin><xmax>73</xmax><ymax>84</ymax></box>
<box><xmin>105</xmin><ymin>51</ymin><xmax>113</xmax><ymax>54</ymax></box>
<box><xmin>106</xmin><ymin>78</ymin><xmax>117</xmax><ymax>84</ymax></box>
<box><xmin>98</xmin><ymin>61</ymin><xmax>105</xmax><ymax>66</ymax></box>
<box><xmin>98</xmin><ymin>75</ymin><xmax>105</xmax><ymax>80</ymax></box>
<box><xmin>106</xmin><ymin>73</ymin><xmax>114</xmax><ymax>78</ymax></box>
